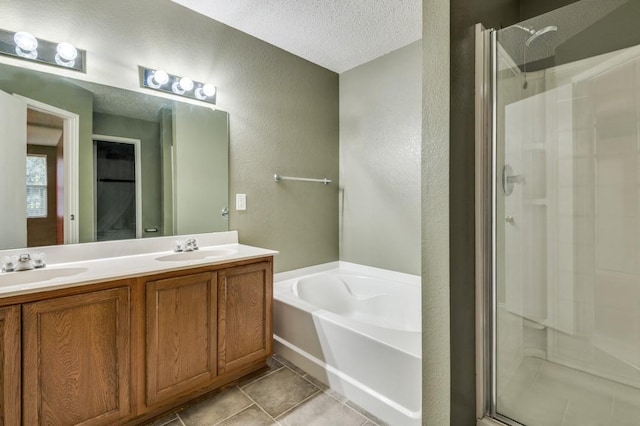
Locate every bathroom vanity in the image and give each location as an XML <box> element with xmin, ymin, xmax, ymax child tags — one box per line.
<box><xmin>0</xmin><ymin>232</ymin><xmax>276</xmax><ymax>425</ymax></box>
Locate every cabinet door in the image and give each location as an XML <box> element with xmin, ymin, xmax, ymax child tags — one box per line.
<box><xmin>0</xmin><ymin>305</ymin><xmax>20</xmax><ymax>426</ymax></box>
<box><xmin>218</xmin><ymin>261</ymin><xmax>273</xmax><ymax>374</ymax></box>
<box><xmin>146</xmin><ymin>272</ymin><xmax>217</xmax><ymax>406</ymax></box>
<box><xmin>23</xmin><ymin>287</ymin><xmax>131</xmax><ymax>426</ymax></box>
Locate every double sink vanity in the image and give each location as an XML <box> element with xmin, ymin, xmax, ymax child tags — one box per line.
<box><xmin>0</xmin><ymin>231</ymin><xmax>277</xmax><ymax>425</ymax></box>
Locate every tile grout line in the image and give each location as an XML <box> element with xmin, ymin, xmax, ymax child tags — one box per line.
<box><xmin>271</xmin><ymin>388</ymin><xmax>323</xmax><ymax>421</ymax></box>
<box><xmin>343</xmin><ymin>400</ymin><xmax>379</xmax><ymax>426</ymax></box>
<box><xmin>237</xmin><ymin>385</ymin><xmax>284</xmax><ymax>425</ymax></box>
<box><xmin>208</xmin><ymin>403</ymin><xmax>256</xmax><ymax>426</ymax></box>
<box><xmin>281</xmin><ymin>360</ymin><xmax>381</xmax><ymax>425</ymax></box>
<box><xmin>200</xmin><ymin>388</ymin><xmax>254</xmax><ymax>426</ymax></box>
<box><xmin>239</xmin><ymin>365</ymin><xmax>285</xmax><ymax>390</ymax></box>
<box><xmin>276</xmin><ymin>360</ymin><xmax>308</xmax><ymax>377</ymax></box>
<box><xmin>175</xmin><ymin>413</ymin><xmax>187</xmax><ymax>426</ymax></box>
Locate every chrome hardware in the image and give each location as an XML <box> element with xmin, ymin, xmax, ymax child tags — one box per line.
<box><xmin>1</xmin><ymin>256</ymin><xmax>16</xmax><ymax>272</ymax></box>
<box><xmin>504</xmin><ymin>216</ymin><xmax>515</xmax><ymax>223</ymax></box>
<box><xmin>274</xmin><ymin>174</ymin><xmax>332</xmax><ymax>185</ymax></box>
<box><xmin>506</xmin><ymin>175</ymin><xmax>526</xmax><ymax>185</ymax></box>
<box><xmin>32</xmin><ymin>252</ymin><xmax>47</xmax><ymax>268</ymax></box>
<box><xmin>184</xmin><ymin>238</ymin><xmax>198</xmax><ymax>252</ymax></box>
<box><xmin>175</xmin><ymin>238</ymin><xmax>199</xmax><ymax>253</ymax></box>
<box><xmin>221</xmin><ymin>206</ymin><xmax>229</xmax><ymax>220</ymax></box>
<box><xmin>15</xmin><ymin>254</ymin><xmax>34</xmax><ymax>272</ymax></box>
<box><xmin>502</xmin><ymin>164</ymin><xmax>526</xmax><ymax>196</ymax></box>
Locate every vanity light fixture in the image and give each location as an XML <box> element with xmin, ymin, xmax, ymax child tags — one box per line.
<box><xmin>140</xmin><ymin>66</ymin><xmax>217</xmax><ymax>106</ymax></box>
<box><xmin>0</xmin><ymin>28</ymin><xmax>85</xmax><ymax>72</ymax></box>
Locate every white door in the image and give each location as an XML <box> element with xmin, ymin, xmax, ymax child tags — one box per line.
<box><xmin>0</xmin><ymin>90</ymin><xmax>27</xmax><ymax>249</ymax></box>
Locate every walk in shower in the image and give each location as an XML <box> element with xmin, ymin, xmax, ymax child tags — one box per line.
<box><xmin>479</xmin><ymin>1</ymin><xmax>640</xmax><ymax>424</ymax></box>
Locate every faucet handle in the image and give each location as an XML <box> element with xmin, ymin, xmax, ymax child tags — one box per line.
<box><xmin>2</xmin><ymin>256</ymin><xmax>16</xmax><ymax>273</ymax></box>
<box><xmin>32</xmin><ymin>252</ymin><xmax>46</xmax><ymax>269</ymax></box>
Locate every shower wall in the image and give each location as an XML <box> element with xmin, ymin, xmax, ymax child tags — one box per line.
<box><xmin>501</xmin><ymin>44</ymin><xmax>640</xmax><ymax>388</ymax></box>
<box><xmin>339</xmin><ymin>41</ymin><xmax>422</xmax><ymax>275</ymax></box>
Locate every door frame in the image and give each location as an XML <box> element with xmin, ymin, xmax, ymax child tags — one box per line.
<box><xmin>92</xmin><ymin>135</ymin><xmax>142</xmax><ymax>239</ymax></box>
<box><xmin>16</xmin><ymin>95</ymin><xmax>80</xmax><ymax>245</ymax></box>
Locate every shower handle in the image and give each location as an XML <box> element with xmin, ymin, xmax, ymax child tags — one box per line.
<box><xmin>506</xmin><ymin>174</ymin><xmax>526</xmax><ymax>184</ymax></box>
<box><xmin>502</xmin><ymin>164</ymin><xmax>526</xmax><ymax>196</ymax></box>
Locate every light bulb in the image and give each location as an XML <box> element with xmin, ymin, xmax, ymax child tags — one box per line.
<box><xmin>179</xmin><ymin>77</ymin><xmax>194</xmax><ymax>91</ymax></box>
<box><xmin>14</xmin><ymin>31</ymin><xmax>37</xmax><ymax>52</ymax></box>
<box><xmin>147</xmin><ymin>70</ymin><xmax>169</xmax><ymax>88</ymax></box>
<box><xmin>195</xmin><ymin>83</ymin><xmax>216</xmax><ymax>100</ymax></box>
<box><xmin>14</xmin><ymin>31</ymin><xmax>38</xmax><ymax>59</ymax></box>
<box><xmin>54</xmin><ymin>42</ymin><xmax>78</xmax><ymax>67</ymax></box>
<box><xmin>202</xmin><ymin>83</ymin><xmax>216</xmax><ymax>97</ymax></box>
<box><xmin>56</xmin><ymin>42</ymin><xmax>77</xmax><ymax>61</ymax></box>
<box><xmin>172</xmin><ymin>76</ymin><xmax>193</xmax><ymax>95</ymax></box>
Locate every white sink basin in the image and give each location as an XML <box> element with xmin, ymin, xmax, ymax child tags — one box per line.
<box><xmin>155</xmin><ymin>248</ymin><xmax>238</xmax><ymax>262</ymax></box>
<box><xmin>0</xmin><ymin>267</ymin><xmax>88</xmax><ymax>286</ymax></box>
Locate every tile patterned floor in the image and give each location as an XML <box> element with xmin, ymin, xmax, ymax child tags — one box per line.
<box><xmin>498</xmin><ymin>356</ymin><xmax>640</xmax><ymax>426</ymax></box>
<box><xmin>147</xmin><ymin>354</ymin><xmax>385</xmax><ymax>426</ymax></box>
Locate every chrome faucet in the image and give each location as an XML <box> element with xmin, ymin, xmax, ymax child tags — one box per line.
<box><xmin>184</xmin><ymin>238</ymin><xmax>199</xmax><ymax>252</ymax></box>
<box><xmin>2</xmin><ymin>252</ymin><xmax>47</xmax><ymax>272</ymax></box>
<box><xmin>174</xmin><ymin>238</ymin><xmax>199</xmax><ymax>252</ymax></box>
<box><xmin>15</xmin><ymin>254</ymin><xmax>34</xmax><ymax>272</ymax></box>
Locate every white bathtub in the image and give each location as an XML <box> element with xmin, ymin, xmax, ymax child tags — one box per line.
<box><xmin>273</xmin><ymin>262</ymin><xmax>422</xmax><ymax>426</ymax></box>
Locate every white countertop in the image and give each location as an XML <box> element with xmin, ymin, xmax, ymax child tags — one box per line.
<box><xmin>0</xmin><ymin>238</ymin><xmax>277</xmax><ymax>298</ymax></box>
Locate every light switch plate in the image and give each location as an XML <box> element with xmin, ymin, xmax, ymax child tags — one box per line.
<box><xmin>236</xmin><ymin>193</ymin><xmax>246</xmax><ymax>211</ymax></box>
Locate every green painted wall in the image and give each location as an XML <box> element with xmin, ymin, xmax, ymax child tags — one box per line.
<box><xmin>340</xmin><ymin>41</ymin><xmax>422</xmax><ymax>276</ymax></box>
<box><xmin>3</xmin><ymin>0</ymin><xmax>339</xmax><ymax>272</ymax></box>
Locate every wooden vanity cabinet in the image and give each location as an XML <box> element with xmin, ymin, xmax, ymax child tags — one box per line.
<box><xmin>0</xmin><ymin>305</ymin><xmax>20</xmax><ymax>426</ymax></box>
<box><xmin>145</xmin><ymin>271</ymin><xmax>218</xmax><ymax>406</ymax></box>
<box><xmin>22</xmin><ymin>287</ymin><xmax>131</xmax><ymax>426</ymax></box>
<box><xmin>218</xmin><ymin>261</ymin><xmax>273</xmax><ymax>374</ymax></box>
<box><xmin>0</xmin><ymin>255</ymin><xmax>272</xmax><ymax>425</ymax></box>
<box><xmin>144</xmin><ymin>259</ymin><xmax>273</xmax><ymax>408</ymax></box>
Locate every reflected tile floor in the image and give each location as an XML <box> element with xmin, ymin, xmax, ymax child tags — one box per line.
<box><xmin>146</xmin><ymin>354</ymin><xmax>384</xmax><ymax>426</ymax></box>
<box><xmin>498</xmin><ymin>357</ymin><xmax>640</xmax><ymax>426</ymax></box>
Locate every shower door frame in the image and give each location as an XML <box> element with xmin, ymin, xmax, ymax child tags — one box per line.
<box><xmin>474</xmin><ymin>22</ymin><xmax>526</xmax><ymax>426</ymax></box>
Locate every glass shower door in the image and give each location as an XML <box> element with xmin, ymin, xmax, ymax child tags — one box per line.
<box><xmin>492</xmin><ymin>1</ymin><xmax>640</xmax><ymax>424</ymax></box>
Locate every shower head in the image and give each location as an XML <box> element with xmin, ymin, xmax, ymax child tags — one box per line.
<box><xmin>525</xmin><ymin>25</ymin><xmax>558</xmax><ymax>47</ymax></box>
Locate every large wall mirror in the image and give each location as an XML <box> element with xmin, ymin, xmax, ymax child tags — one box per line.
<box><xmin>0</xmin><ymin>62</ymin><xmax>229</xmax><ymax>251</ymax></box>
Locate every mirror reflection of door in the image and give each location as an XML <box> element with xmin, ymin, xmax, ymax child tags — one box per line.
<box><xmin>0</xmin><ymin>90</ymin><xmax>27</xmax><ymax>248</ymax></box>
<box><xmin>94</xmin><ymin>138</ymin><xmax>141</xmax><ymax>241</ymax></box>
<box><xmin>26</xmin><ymin>109</ymin><xmax>64</xmax><ymax>247</ymax></box>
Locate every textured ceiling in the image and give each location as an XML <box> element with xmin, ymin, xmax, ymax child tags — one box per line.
<box><xmin>172</xmin><ymin>0</ymin><xmax>422</xmax><ymax>73</ymax></box>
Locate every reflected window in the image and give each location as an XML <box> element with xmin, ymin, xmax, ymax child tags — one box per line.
<box><xmin>26</xmin><ymin>154</ymin><xmax>47</xmax><ymax>218</ymax></box>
